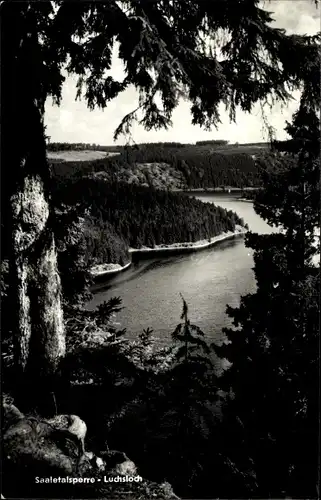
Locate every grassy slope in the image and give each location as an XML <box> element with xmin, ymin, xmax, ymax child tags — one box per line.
<box><xmin>47</xmin><ymin>150</ymin><xmax>120</xmax><ymax>162</ymax></box>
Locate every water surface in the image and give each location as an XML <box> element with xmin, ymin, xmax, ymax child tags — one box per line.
<box><xmin>88</xmin><ymin>194</ymin><xmax>275</xmax><ymax>346</ymax></box>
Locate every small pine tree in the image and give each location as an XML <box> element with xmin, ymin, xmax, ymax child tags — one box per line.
<box><xmin>159</xmin><ymin>296</ymin><xmax>219</xmax><ymax>493</ymax></box>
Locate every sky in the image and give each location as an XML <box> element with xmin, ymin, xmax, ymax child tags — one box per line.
<box><xmin>44</xmin><ymin>1</ymin><xmax>320</xmax><ymax>146</ymax></box>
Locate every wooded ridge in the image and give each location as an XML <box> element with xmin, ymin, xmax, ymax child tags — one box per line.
<box><xmin>52</xmin><ymin>177</ymin><xmax>247</xmax><ymax>278</ymax></box>
<box><xmin>49</xmin><ymin>141</ymin><xmax>263</xmax><ymax>190</ymax></box>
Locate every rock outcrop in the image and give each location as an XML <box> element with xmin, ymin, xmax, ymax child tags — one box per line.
<box><xmin>2</xmin><ymin>401</ymin><xmax>179</xmax><ymax>499</ymax></box>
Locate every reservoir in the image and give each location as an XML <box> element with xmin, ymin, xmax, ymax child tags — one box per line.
<box><xmin>87</xmin><ymin>194</ymin><xmax>276</xmax><ymax>347</ymax></box>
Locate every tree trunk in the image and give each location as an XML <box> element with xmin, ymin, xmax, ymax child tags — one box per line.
<box><xmin>9</xmin><ymin>102</ymin><xmax>66</xmax><ymax>412</ymax></box>
<box><xmin>11</xmin><ymin>173</ymin><xmax>65</xmax><ymax>376</ymax></box>
<box><xmin>2</xmin><ymin>3</ymin><xmax>66</xmax><ymax>411</ymax></box>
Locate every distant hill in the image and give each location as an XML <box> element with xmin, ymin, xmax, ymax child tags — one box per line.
<box><xmin>48</xmin><ymin>141</ymin><xmax>269</xmax><ymax>190</ymax></box>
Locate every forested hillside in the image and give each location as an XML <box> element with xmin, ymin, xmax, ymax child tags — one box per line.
<box><xmin>49</xmin><ymin>141</ymin><xmax>262</xmax><ymax>190</ymax></box>
<box><xmin>53</xmin><ymin>178</ymin><xmax>246</xmax><ymax>268</ymax></box>
<box><xmin>48</xmin><ymin>141</ymin><xmax>255</xmax><ymax>270</ymax></box>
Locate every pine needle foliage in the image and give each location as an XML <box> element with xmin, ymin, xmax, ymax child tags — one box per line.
<box><xmin>2</xmin><ymin>1</ymin><xmax>320</xmax><ymax>144</ymax></box>
<box><xmin>216</xmin><ymin>54</ymin><xmax>320</xmax><ymax>497</ymax></box>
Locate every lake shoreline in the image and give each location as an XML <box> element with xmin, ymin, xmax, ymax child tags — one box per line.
<box><xmin>130</xmin><ymin>226</ymin><xmax>247</xmax><ymax>257</ymax></box>
<box><xmin>90</xmin><ymin>226</ymin><xmax>247</xmax><ymax>281</ymax></box>
<box><xmin>173</xmin><ymin>187</ymin><xmax>259</xmax><ymax>193</ymax></box>
<box><xmin>89</xmin><ymin>261</ymin><xmax>132</xmax><ymax>280</ymax></box>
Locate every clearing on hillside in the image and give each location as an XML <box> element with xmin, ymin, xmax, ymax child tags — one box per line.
<box><xmin>47</xmin><ymin>150</ymin><xmax>120</xmax><ymax>162</ymax></box>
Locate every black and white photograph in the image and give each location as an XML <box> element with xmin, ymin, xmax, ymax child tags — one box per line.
<box><xmin>1</xmin><ymin>1</ymin><xmax>320</xmax><ymax>499</ymax></box>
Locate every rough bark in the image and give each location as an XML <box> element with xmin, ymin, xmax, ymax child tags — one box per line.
<box><xmin>2</xmin><ymin>3</ymin><xmax>66</xmax><ymax>407</ymax></box>
<box><xmin>11</xmin><ymin>173</ymin><xmax>65</xmax><ymax>377</ymax></box>
<box><xmin>8</xmin><ymin>119</ymin><xmax>66</xmax><ymax>414</ymax></box>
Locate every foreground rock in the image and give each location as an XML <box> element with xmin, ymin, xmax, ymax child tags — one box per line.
<box><xmin>2</xmin><ymin>402</ymin><xmax>179</xmax><ymax>499</ymax></box>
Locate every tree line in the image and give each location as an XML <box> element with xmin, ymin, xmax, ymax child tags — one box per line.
<box><xmin>47</xmin><ymin>141</ymin><xmax>121</xmax><ymax>152</ymax></box>
<box><xmin>195</xmin><ymin>139</ymin><xmax>229</xmax><ymax>146</ymax></box>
